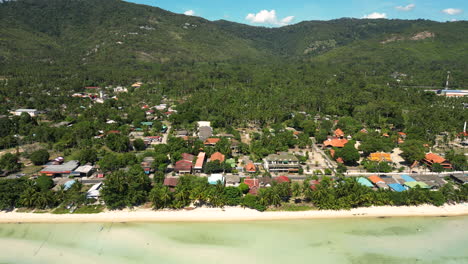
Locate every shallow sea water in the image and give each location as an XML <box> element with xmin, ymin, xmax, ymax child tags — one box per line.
<box><xmin>0</xmin><ymin>216</ymin><xmax>467</xmax><ymax>264</ymax></box>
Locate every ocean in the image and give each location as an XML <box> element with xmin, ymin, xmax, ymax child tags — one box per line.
<box><xmin>0</xmin><ymin>216</ymin><xmax>467</xmax><ymax>264</ymax></box>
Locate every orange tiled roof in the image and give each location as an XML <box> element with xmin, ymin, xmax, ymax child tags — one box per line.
<box><xmin>368</xmin><ymin>175</ymin><xmax>384</xmax><ymax>184</ymax></box>
<box><xmin>204</xmin><ymin>138</ymin><xmax>220</xmax><ymax>145</ymax></box>
<box><xmin>334</xmin><ymin>128</ymin><xmax>345</xmax><ymax>137</ymax></box>
<box><xmin>336</xmin><ymin>157</ymin><xmax>344</xmax><ymax>164</ymax></box>
<box><xmin>244</xmin><ymin>162</ymin><xmax>256</xmax><ymax>173</ymax></box>
<box><xmin>424</xmin><ymin>153</ymin><xmax>446</xmax><ymax>164</ymax></box>
<box><xmin>210</xmin><ymin>152</ymin><xmax>225</xmax><ymax>163</ymax></box>
<box><xmin>330</xmin><ymin>149</ymin><xmax>336</xmax><ymax>158</ymax></box>
<box><xmin>368</xmin><ymin>152</ymin><xmax>392</xmax><ymax>162</ymax></box>
<box><xmin>323</xmin><ymin>138</ymin><xmax>348</xmax><ymax>148</ymax></box>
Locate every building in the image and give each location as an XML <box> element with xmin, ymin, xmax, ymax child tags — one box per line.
<box><xmin>86</xmin><ymin>182</ymin><xmax>103</xmax><ymax>199</ymax></box>
<box><xmin>174</xmin><ymin>160</ymin><xmax>192</xmax><ymax>175</ymax></box>
<box><xmin>323</xmin><ymin>138</ymin><xmax>348</xmax><ymax>148</ymax></box>
<box><xmin>274</xmin><ymin>175</ymin><xmax>291</xmax><ymax>183</ymax></box>
<box><xmin>208</xmin><ymin>174</ymin><xmax>225</xmax><ymax>185</ymax></box>
<box><xmin>244</xmin><ymin>162</ymin><xmax>256</xmax><ymax>173</ymax></box>
<box><xmin>71</xmin><ymin>165</ymin><xmax>94</xmax><ymax>177</ymax></box>
<box><xmin>422</xmin><ymin>153</ymin><xmax>453</xmax><ymax>170</ymax></box>
<box><xmin>40</xmin><ymin>161</ymin><xmax>79</xmax><ymax>177</ymax></box>
<box><xmin>450</xmin><ymin>174</ymin><xmax>468</xmax><ymax>185</ymax></box>
<box><xmin>368</xmin><ymin>152</ymin><xmax>392</xmax><ymax>162</ymax></box>
<box><xmin>388</xmin><ymin>183</ymin><xmax>406</xmax><ymax>192</ymax></box>
<box><xmin>11</xmin><ymin>109</ymin><xmax>39</xmax><ymax>117</ymax></box>
<box><xmin>357</xmin><ymin>177</ymin><xmax>374</xmax><ymax>188</ymax></box>
<box><xmin>401</xmin><ymin>174</ymin><xmax>416</xmax><ymax>182</ymax></box>
<box><xmin>437</xmin><ymin>89</ymin><xmax>468</xmax><ymax>97</ymax></box>
<box><xmin>264</xmin><ymin>152</ymin><xmax>300</xmax><ymax>173</ymax></box>
<box><xmin>210</xmin><ymin>152</ymin><xmax>225</xmax><ymax>163</ymax></box>
<box><xmin>204</xmin><ymin>138</ymin><xmax>220</xmax><ymax>146</ymax></box>
<box><xmin>334</xmin><ymin>128</ymin><xmax>345</xmax><ymax>138</ymax></box>
<box><xmin>405</xmin><ymin>181</ymin><xmax>430</xmax><ymax>189</ymax></box>
<box><xmin>181</xmin><ymin>153</ymin><xmax>195</xmax><ymax>162</ymax></box>
<box><xmin>197</xmin><ymin>121</ymin><xmax>213</xmax><ymax>141</ymax></box>
<box><xmin>244</xmin><ymin>177</ymin><xmax>260</xmax><ymax>195</ymax></box>
<box><xmin>225</xmin><ymin>175</ymin><xmax>240</xmax><ymax>187</ymax></box>
<box><xmin>193</xmin><ymin>152</ymin><xmax>206</xmax><ymax>173</ymax></box>
<box><xmin>163</xmin><ymin>177</ymin><xmax>179</xmax><ymax>191</ymax></box>
<box><xmin>367</xmin><ymin>175</ymin><xmax>388</xmax><ymax>189</ymax></box>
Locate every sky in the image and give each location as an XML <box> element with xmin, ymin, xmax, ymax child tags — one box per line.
<box><xmin>126</xmin><ymin>0</ymin><xmax>467</xmax><ymax>27</ymax></box>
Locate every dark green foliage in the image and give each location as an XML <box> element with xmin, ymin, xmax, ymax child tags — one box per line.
<box><xmin>223</xmin><ymin>186</ymin><xmax>242</xmax><ymax>206</ymax></box>
<box><xmin>400</xmin><ymin>140</ymin><xmax>426</xmax><ymax>163</ymax></box>
<box><xmin>238</xmin><ymin>182</ymin><xmax>249</xmax><ymax>194</ymax></box>
<box><xmin>336</xmin><ymin>142</ymin><xmax>360</xmax><ymax>165</ymax></box>
<box><xmin>29</xmin><ymin>149</ymin><xmax>50</xmax><ymax>165</ymax></box>
<box><xmin>362</xmin><ymin>160</ymin><xmax>393</xmax><ymax>173</ymax></box>
<box><xmin>0</xmin><ymin>153</ymin><xmax>22</xmax><ymax>172</ymax></box>
<box><xmin>77</xmin><ymin>148</ymin><xmax>98</xmax><ymax>164</ymax></box>
<box><xmin>35</xmin><ymin>175</ymin><xmax>54</xmax><ymax>192</ymax></box>
<box><xmin>132</xmin><ymin>138</ymin><xmax>146</xmax><ymax>151</ymax></box>
<box><xmin>105</xmin><ymin>134</ymin><xmax>130</xmax><ymax>152</ymax></box>
<box><xmin>241</xmin><ymin>194</ymin><xmax>266</xmax><ymax>211</ymax></box>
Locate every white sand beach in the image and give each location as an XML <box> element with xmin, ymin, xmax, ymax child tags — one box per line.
<box><xmin>1</xmin><ymin>203</ymin><xmax>468</xmax><ymax>223</ymax></box>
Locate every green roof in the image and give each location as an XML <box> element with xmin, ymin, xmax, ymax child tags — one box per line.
<box><xmin>404</xmin><ymin>181</ymin><xmax>430</xmax><ymax>189</ymax></box>
<box><xmin>357</xmin><ymin>177</ymin><xmax>374</xmax><ymax>188</ymax></box>
<box><xmin>141</xmin><ymin>122</ymin><xmax>153</xmax><ymax>126</ymax></box>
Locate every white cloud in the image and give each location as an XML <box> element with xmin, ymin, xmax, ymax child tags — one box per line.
<box><xmin>442</xmin><ymin>8</ymin><xmax>463</xmax><ymax>15</ymax></box>
<box><xmin>395</xmin><ymin>4</ymin><xmax>415</xmax><ymax>11</ymax></box>
<box><xmin>362</xmin><ymin>12</ymin><xmax>387</xmax><ymax>19</ymax></box>
<box><xmin>245</xmin><ymin>10</ymin><xmax>295</xmax><ymax>26</ymax></box>
<box><xmin>184</xmin><ymin>10</ymin><xmax>195</xmax><ymax>16</ymax></box>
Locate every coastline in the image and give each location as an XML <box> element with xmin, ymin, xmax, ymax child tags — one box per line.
<box><xmin>1</xmin><ymin>203</ymin><xmax>468</xmax><ymax>223</ymax></box>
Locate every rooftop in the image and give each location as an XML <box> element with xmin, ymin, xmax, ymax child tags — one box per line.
<box><xmin>40</xmin><ymin>161</ymin><xmax>79</xmax><ymax>174</ymax></box>
<box><xmin>266</xmin><ymin>152</ymin><xmax>298</xmax><ymax>162</ymax></box>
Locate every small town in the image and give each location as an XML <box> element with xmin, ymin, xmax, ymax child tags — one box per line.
<box><xmin>0</xmin><ymin>82</ymin><xmax>466</xmax><ymax>213</ymax></box>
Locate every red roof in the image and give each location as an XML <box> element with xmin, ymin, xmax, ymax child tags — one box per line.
<box><xmin>336</xmin><ymin>157</ymin><xmax>344</xmax><ymax>164</ymax></box>
<box><xmin>204</xmin><ymin>138</ymin><xmax>220</xmax><ymax>145</ymax></box>
<box><xmin>334</xmin><ymin>128</ymin><xmax>345</xmax><ymax>137</ymax></box>
<box><xmin>244</xmin><ymin>177</ymin><xmax>259</xmax><ymax>188</ymax></box>
<box><xmin>244</xmin><ymin>162</ymin><xmax>256</xmax><ymax>173</ymax></box>
<box><xmin>163</xmin><ymin>177</ymin><xmax>179</xmax><ymax>187</ymax></box>
<box><xmin>194</xmin><ymin>152</ymin><xmax>206</xmax><ymax>168</ymax></box>
<box><xmin>181</xmin><ymin>153</ymin><xmax>195</xmax><ymax>162</ymax></box>
<box><xmin>174</xmin><ymin>160</ymin><xmax>192</xmax><ymax>172</ymax></box>
<box><xmin>330</xmin><ymin>149</ymin><xmax>336</xmax><ymax>158</ymax></box>
<box><xmin>309</xmin><ymin>180</ymin><xmax>320</xmax><ymax>190</ymax></box>
<box><xmin>323</xmin><ymin>138</ymin><xmax>348</xmax><ymax>148</ymax></box>
<box><xmin>210</xmin><ymin>152</ymin><xmax>225</xmax><ymax>163</ymax></box>
<box><xmin>274</xmin><ymin>176</ymin><xmax>291</xmax><ymax>183</ymax></box>
<box><xmin>107</xmin><ymin>130</ymin><xmax>121</xmax><ymax>134</ymax></box>
<box><xmin>398</xmin><ymin>132</ymin><xmax>407</xmax><ymax>136</ymax></box>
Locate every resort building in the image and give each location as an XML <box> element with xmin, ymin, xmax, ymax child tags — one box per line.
<box><xmin>264</xmin><ymin>152</ymin><xmax>300</xmax><ymax>173</ymax></box>
<box><xmin>208</xmin><ymin>174</ymin><xmax>225</xmax><ymax>185</ymax></box>
<box><xmin>422</xmin><ymin>153</ymin><xmax>453</xmax><ymax>170</ymax></box>
<box><xmin>193</xmin><ymin>152</ymin><xmax>206</xmax><ymax>173</ymax></box>
<box><xmin>86</xmin><ymin>182</ymin><xmax>103</xmax><ymax>199</ymax></box>
<box><xmin>368</xmin><ymin>152</ymin><xmax>392</xmax><ymax>162</ymax></box>
<box><xmin>323</xmin><ymin>138</ymin><xmax>348</xmax><ymax>148</ymax></box>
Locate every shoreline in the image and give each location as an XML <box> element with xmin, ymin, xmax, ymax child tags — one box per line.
<box><xmin>1</xmin><ymin>203</ymin><xmax>468</xmax><ymax>223</ymax></box>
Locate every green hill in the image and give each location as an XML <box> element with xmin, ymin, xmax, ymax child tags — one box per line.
<box><xmin>1</xmin><ymin>0</ymin><xmax>467</xmax><ymax>86</ymax></box>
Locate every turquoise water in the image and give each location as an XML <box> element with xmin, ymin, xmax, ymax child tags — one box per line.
<box><xmin>0</xmin><ymin>217</ymin><xmax>467</xmax><ymax>264</ymax></box>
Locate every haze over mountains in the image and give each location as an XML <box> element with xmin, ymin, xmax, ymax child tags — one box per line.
<box><xmin>0</xmin><ymin>0</ymin><xmax>467</xmax><ymax>86</ymax></box>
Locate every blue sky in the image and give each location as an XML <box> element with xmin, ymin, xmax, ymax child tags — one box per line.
<box><xmin>127</xmin><ymin>0</ymin><xmax>467</xmax><ymax>26</ymax></box>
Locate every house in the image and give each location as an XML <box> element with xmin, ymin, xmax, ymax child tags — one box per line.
<box><xmin>40</xmin><ymin>161</ymin><xmax>80</xmax><ymax>177</ymax></box>
<box><xmin>145</xmin><ymin>136</ymin><xmax>162</xmax><ymax>144</ymax></box>
<box><xmin>181</xmin><ymin>153</ymin><xmax>195</xmax><ymax>162</ymax></box>
<box><xmin>225</xmin><ymin>174</ymin><xmax>240</xmax><ymax>187</ymax></box>
<box><xmin>208</xmin><ymin>174</ymin><xmax>225</xmax><ymax>185</ymax></box>
<box><xmin>422</xmin><ymin>153</ymin><xmax>453</xmax><ymax>170</ymax></box>
<box><xmin>401</xmin><ymin>174</ymin><xmax>416</xmax><ymax>182</ymax></box>
<box><xmin>198</xmin><ymin>127</ymin><xmax>213</xmax><ymax>141</ymax></box>
<box><xmin>86</xmin><ymin>182</ymin><xmax>103</xmax><ymax>199</ymax></box>
<box><xmin>131</xmin><ymin>82</ymin><xmax>143</xmax><ymax>88</ymax></box>
<box><xmin>264</xmin><ymin>152</ymin><xmax>300</xmax><ymax>173</ymax></box>
<box><xmin>334</xmin><ymin>128</ymin><xmax>345</xmax><ymax>138</ymax></box>
<box><xmin>193</xmin><ymin>152</ymin><xmax>206</xmax><ymax>173</ymax></box>
<box><xmin>174</xmin><ymin>160</ymin><xmax>192</xmax><ymax>175</ymax></box>
<box><xmin>274</xmin><ymin>175</ymin><xmax>291</xmax><ymax>183</ymax></box>
<box><xmin>141</xmin><ymin>157</ymin><xmax>155</xmax><ymax>174</ymax></box>
<box><xmin>175</xmin><ymin>130</ymin><xmax>189</xmax><ymax>137</ymax></box>
<box><xmin>244</xmin><ymin>162</ymin><xmax>256</xmax><ymax>173</ymax></box>
<box><xmin>244</xmin><ymin>177</ymin><xmax>260</xmax><ymax>195</ymax></box>
<box><xmin>210</xmin><ymin>152</ymin><xmax>225</xmax><ymax>163</ymax></box>
<box><xmin>398</xmin><ymin>132</ymin><xmax>407</xmax><ymax>138</ymax></box>
<box><xmin>368</xmin><ymin>152</ymin><xmax>392</xmax><ymax>162</ymax></box>
<box><xmin>71</xmin><ymin>165</ymin><xmax>94</xmax><ymax>177</ymax></box>
<box><xmin>11</xmin><ymin>109</ymin><xmax>39</xmax><ymax>117</ymax></box>
<box><xmin>163</xmin><ymin>177</ymin><xmax>179</xmax><ymax>191</ymax></box>
<box><xmin>259</xmin><ymin>176</ymin><xmax>272</xmax><ymax>187</ymax></box>
<box><xmin>204</xmin><ymin>138</ymin><xmax>220</xmax><ymax>146</ymax></box>
<box><xmin>323</xmin><ymin>138</ymin><xmax>348</xmax><ymax>148</ymax></box>
<box><xmin>357</xmin><ymin>177</ymin><xmax>374</xmax><ymax>188</ymax></box>
<box><xmin>388</xmin><ymin>183</ymin><xmax>406</xmax><ymax>192</ymax></box>
<box><xmin>367</xmin><ymin>175</ymin><xmax>388</xmax><ymax>189</ymax></box>
<box><xmin>405</xmin><ymin>181</ymin><xmax>430</xmax><ymax>189</ymax></box>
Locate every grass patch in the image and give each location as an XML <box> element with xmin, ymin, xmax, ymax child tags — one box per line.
<box><xmin>15</xmin><ymin>208</ymin><xmax>33</xmax><ymax>213</ymax></box>
<box><xmin>268</xmin><ymin>204</ymin><xmax>317</xmax><ymax>212</ymax></box>
<box><xmin>52</xmin><ymin>207</ymin><xmax>70</xmax><ymax>214</ymax></box>
<box><xmin>33</xmin><ymin>209</ymin><xmax>50</xmax><ymax>214</ymax></box>
<box><xmin>19</xmin><ymin>165</ymin><xmax>42</xmax><ymax>175</ymax></box>
<box><xmin>73</xmin><ymin>205</ymin><xmax>104</xmax><ymax>214</ymax></box>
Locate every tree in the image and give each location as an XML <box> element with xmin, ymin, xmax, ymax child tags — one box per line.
<box><xmin>223</xmin><ymin>186</ymin><xmax>242</xmax><ymax>206</ymax></box>
<box><xmin>105</xmin><ymin>134</ymin><xmax>130</xmax><ymax>152</ymax></box>
<box><xmin>336</xmin><ymin>142</ymin><xmax>360</xmax><ymax>165</ymax></box>
<box><xmin>431</xmin><ymin>163</ymin><xmax>444</xmax><ymax>173</ymax></box>
<box><xmin>78</xmin><ymin>148</ymin><xmax>98</xmax><ymax>164</ymax></box>
<box><xmin>132</xmin><ymin>138</ymin><xmax>146</xmax><ymax>151</ymax></box>
<box><xmin>29</xmin><ymin>149</ymin><xmax>50</xmax><ymax>165</ymax></box>
<box><xmin>149</xmin><ymin>184</ymin><xmax>172</xmax><ymax>209</ymax></box>
<box><xmin>400</xmin><ymin>140</ymin><xmax>426</xmax><ymax>163</ymax></box>
<box><xmin>0</xmin><ymin>153</ymin><xmax>22</xmax><ymax>172</ymax></box>
<box><xmin>238</xmin><ymin>182</ymin><xmax>249</xmax><ymax>194</ymax></box>
<box><xmin>36</xmin><ymin>175</ymin><xmax>54</xmax><ymax>192</ymax></box>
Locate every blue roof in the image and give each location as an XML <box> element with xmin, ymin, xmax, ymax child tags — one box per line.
<box><xmin>357</xmin><ymin>177</ymin><xmax>374</xmax><ymax>188</ymax></box>
<box><xmin>63</xmin><ymin>180</ymin><xmax>76</xmax><ymax>191</ymax></box>
<box><xmin>401</xmin><ymin>175</ymin><xmax>416</xmax><ymax>182</ymax></box>
<box><xmin>388</xmin><ymin>183</ymin><xmax>406</xmax><ymax>192</ymax></box>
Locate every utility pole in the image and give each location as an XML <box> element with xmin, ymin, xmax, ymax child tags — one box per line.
<box><xmin>445</xmin><ymin>71</ymin><xmax>451</xmax><ymax>90</ymax></box>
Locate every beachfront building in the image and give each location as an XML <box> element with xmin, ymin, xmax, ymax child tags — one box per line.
<box><xmin>40</xmin><ymin>161</ymin><xmax>79</xmax><ymax>177</ymax></box>
<box><xmin>367</xmin><ymin>175</ymin><xmax>389</xmax><ymax>189</ymax></box>
<box><xmin>208</xmin><ymin>174</ymin><xmax>225</xmax><ymax>185</ymax></box>
<box><xmin>264</xmin><ymin>152</ymin><xmax>300</xmax><ymax>173</ymax></box>
<box><xmin>86</xmin><ymin>182</ymin><xmax>103</xmax><ymax>199</ymax></box>
<box><xmin>193</xmin><ymin>152</ymin><xmax>206</xmax><ymax>173</ymax></box>
<box><xmin>357</xmin><ymin>177</ymin><xmax>374</xmax><ymax>188</ymax></box>
<box><xmin>244</xmin><ymin>177</ymin><xmax>260</xmax><ymax>195</ymax></box>
<box><xmin>225</xmin><ymin>175</ymin><xmax>240</xmax><ymax>187</ymax></box>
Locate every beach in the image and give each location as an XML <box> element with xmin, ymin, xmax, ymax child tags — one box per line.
<box><xmin>1</xmin><ymin>203</ymin><xmax>468</xmax><ymax>223</ymax></box>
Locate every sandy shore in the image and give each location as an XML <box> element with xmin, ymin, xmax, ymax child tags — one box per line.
<box><xmin>1</xmin><ymin>203</ymin><xmax>468</xmax><ymax>223</ymax></box>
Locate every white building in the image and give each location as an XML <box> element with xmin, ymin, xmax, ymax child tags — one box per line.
<box><xmin>11</xmin><ymin>109</ymin><xmax>39</xmax><ymax>117</ymax></box>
